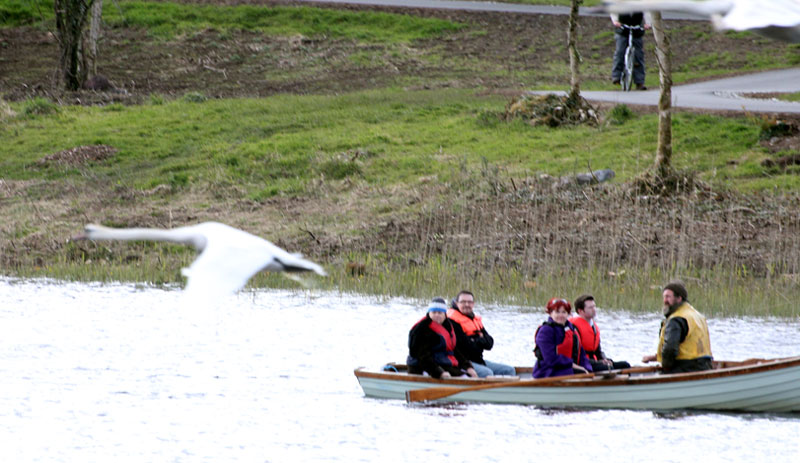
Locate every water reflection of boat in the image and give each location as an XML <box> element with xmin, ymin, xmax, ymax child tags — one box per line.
<box><xmin>354</xmin><ymin>357</ymin><xmax>800</xmax><ymax>413</ymax></box>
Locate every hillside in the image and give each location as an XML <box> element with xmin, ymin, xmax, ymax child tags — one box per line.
<box><xmin>2</xmin><ymin>0</ymin><xmax>800</xmax><ymax>315</ymax></box>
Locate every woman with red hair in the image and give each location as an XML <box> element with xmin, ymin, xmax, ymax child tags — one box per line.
<box><xmin>532</xmin><ymin>298</ymin><xmax>593</xmax><ymax>378</ymax></box>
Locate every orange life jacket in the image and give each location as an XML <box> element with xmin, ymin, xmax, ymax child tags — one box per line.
<box><xmin>446</xmin><ymin>308</ymin><xmax>485</xmax><ymax>337</ymax></box>
<box><xmin>569</xmin><ymin>316</ymin><xmax>601</xmax><ymax>360</ymax></box>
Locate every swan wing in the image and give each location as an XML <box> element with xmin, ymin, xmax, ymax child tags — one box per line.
<box><xmin>182</xmin><ymin>239</ymin><xmax>267</xmax><ymax>298</ymax></box>
<box><xmin>180</xmin><ymin>223</ymin><xmax>325</xmax><ymax>299</ymax></box>
<box><xmin>602</xmin><ymin>0</ymin><xmax>733</xmax><ymax>18</ymax></box>
<box><xmin>602</xmin><ymin>0</ymin><xmax>800</xmax><ymax>41</ymax></box>
<box><xmin>720</xmin><ymin>0</ymin><xmax>800</xmax><ymax>33</ymax></box>
<box><xmin>77</xmin><ymin>221</ymin><xmax>324</xmax><ymax>300</ymax></box>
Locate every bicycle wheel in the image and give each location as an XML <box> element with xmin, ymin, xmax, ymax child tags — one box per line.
<box><xmin>622</xmin><ymin>45</ymin><xmax>634</xmax><ymax>91</ymax></box>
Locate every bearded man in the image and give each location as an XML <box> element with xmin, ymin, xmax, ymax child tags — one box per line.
<box><xmin>642</xmin><ymin>281</ymin><xmax>713</xmax><ymax>373</ymax></box>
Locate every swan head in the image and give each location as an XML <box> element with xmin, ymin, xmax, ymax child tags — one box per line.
<box><xmin>70</xmin><ymin>224</ymin><xmax>104</xmax><ymax>241</ymax></box>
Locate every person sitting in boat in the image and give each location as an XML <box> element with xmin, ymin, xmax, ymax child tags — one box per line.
<box><xmin>569</xmin><ymin>294</ymin><xmax>631</xmax><ymax>372</ymax></box>
<box><xmin>642</xmin><ymin>281</ymin><xmax>713</xmax><ymax>373</ymax></box>
<box><xmin>533</xmin><ymin>298</ymin><xmax>593</xmax><ymax>378</ymax></box>
<box><xmin>407</xmin><ymin>297</ymin><xmax>478</xmax><ymax>379</ymax></box>
<box><xmin>446</xmin><ymin>290</ymin><xmax>516</xmax><ymax>378</ymax></box>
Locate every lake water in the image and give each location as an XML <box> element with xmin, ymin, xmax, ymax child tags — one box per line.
<box><xmin>1</xmin><ymin>277</ymin><xmax>798</xmax><ymax>462</ymax></box>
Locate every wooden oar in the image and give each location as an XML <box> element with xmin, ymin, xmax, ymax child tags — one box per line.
<box><xmin>404</xmin><ymin>366</ymin><xmax>658</xmax><ymax>403</ymax></box>
<box><xmin>405</xmin><ymin>372</ymin><xmax>594</xmax><ymax>403</ymax></box>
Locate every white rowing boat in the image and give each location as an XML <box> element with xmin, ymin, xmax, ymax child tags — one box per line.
<box><xmin>354</xmin><ymin>356</ymin><xmax>800</xmax><ymax>413</ymax></box>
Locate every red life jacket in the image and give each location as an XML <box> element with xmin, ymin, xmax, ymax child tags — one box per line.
<box><xmin>425</xmin><ymin>317</ymin><xmax>459</xmax><ymax>367</ymax></box>
<box><xmin>447</xmin><ymin>308</ymin><xmax>485</xmax><ymax>336</ymax></box>
<box><xmin>535</xmin><ymin>321</ymin><xmax>580</xmax><ymax>363</ymax></box>
<box><xmin>569</xmin><ymin>316</ymin><xmax>601</xmax><ymax>360</ymax></box>
<box><xmin>558</xmin><ymin>326</ymin><xmax>576</xmax><ymax>360</ymax></box>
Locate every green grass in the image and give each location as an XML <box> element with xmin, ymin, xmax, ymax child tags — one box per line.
<box><xmin>0</xmin><ymin>0</ymin><xmax>464</xmax><ymax>42</ymax></box>
<box><xmin>776</xmin><ymin>92</ymin><xmax>800</xmax><ymax>102</ymax></box>
<box><xmin>0</xmin><ymin>0</ymin><xmax>51</xmax><ymax>27</ymax></box>
<box><xmin>0</xmin><ymin>88</ymin><xmax>785</xmax><ymax>194</ymax></box>
<box><xmin>110</xmin><ymin>1</ymin><xmax>463</xmax><ymax>41</ymax></box>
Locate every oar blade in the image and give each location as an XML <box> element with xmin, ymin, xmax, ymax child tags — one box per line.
<box><xmin>406</xmin><ymin>386</ymin><xmax>466</xmax><ymax>403</ymax></box>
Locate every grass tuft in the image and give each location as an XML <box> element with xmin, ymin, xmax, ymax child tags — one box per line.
<box><xmin>607</xmin><ymin>104</ymin><xmax>635</xmax><ymax>126</ymax></box>
<box><xmin>182</xmin><ymin>92</ymin><xmax>208</xmax><ymax>103</ymax></box>
<box><xmin>21</xmin><ymin>97</ymin><xmax>59</xmax><ymax>117</ymax></box>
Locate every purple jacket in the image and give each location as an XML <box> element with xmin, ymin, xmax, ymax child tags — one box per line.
<box><xmin>532</xmin><ymin>318</ymin><xmax>593</xmax><ymax>378</ymax></box>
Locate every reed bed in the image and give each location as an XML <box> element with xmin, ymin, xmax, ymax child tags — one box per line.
<box><xmin>332</xmin><ymin>174</ymin><xmax>800</xmax><ymax>317</ymax></box>
<box><xmin>14</xmin><ymin>176</ymin><xmax>800</xmax><ymax>317</ymax></box>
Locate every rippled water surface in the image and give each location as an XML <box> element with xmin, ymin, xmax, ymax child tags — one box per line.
<box><xmin>2</xmin><ymin>277</ymin><xmax>799</xmax><ymax>462</ymax></box>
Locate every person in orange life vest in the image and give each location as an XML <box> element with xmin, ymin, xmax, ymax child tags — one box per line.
<box><xmin>447</xmin><ymin>290</ymin><xmax>516</xmax><ymax>378</ymax></box>
<box><xmin>532</xmin><ymin>298</ymin><xmax>593</xmax><ymax>378</ymax></box>
<box><xmin>407</xmin><ymin>297</ymin><xmax>478</xmax><ymax>379</ymax></box>
<box><xmin>642</xmin><ymin>281</ymin><xmax>713</xmax><ymax>373</ymax></box>
<box><xmin>568</xmin><ymin>294</ymin><xmax>631</xmax><ymax>372</ymax></box>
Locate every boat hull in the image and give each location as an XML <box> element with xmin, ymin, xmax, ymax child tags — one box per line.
<box><xmin>355</xmin><ymin>357</ymin><xmax>800</xmax><ymax>413</ymax></box>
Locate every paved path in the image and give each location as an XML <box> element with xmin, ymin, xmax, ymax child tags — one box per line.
<box><xmin>532</xmin><ymin>68</ymin><xmax>800</xmax><ymax>114</ymax></box>
<box><xmin>299</xmin><ymin>0</ymin><xmax>800</xmax><ymax>113</ymax></box>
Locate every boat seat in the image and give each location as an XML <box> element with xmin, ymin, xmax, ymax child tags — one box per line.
<box><xmin>484</xmin><ymin>375</ymin><xmax>521</xmax><ymax>382</ymax></box>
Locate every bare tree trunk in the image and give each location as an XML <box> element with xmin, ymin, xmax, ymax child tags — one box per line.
<box><xmin>567</xmin><ymin>0</ymin><xmax>582</xmax><ymax>101</ymax></box>
<box><xmin>54</xmin><ymin>0</ymin><xmax>94</xmax><ymax>90</ymax></box>
<box><xmin>87</xmin><ymin>0</ymin><xmax>102</xmax><ymax>76</ymax></box>
<box><xmin>650</xmin><ymin>11</ymin><xmax>673</xmax><ymax>179</ymax></box>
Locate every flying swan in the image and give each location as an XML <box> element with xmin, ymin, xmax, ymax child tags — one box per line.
<box><xmin>73</xmin><ymin>222</ymin><xmax>327</xmax><ymax>299</ymax></box>
<box><xmin>601</xmin><ymin>0</ymin><xmax>800</xmax><ymax>43</ymax></box>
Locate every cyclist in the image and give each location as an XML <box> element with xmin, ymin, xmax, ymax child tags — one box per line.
<box><xmin>611</xmin><ymin>12</ymin><xmax>652</xmax><ymax>90</ymax></box>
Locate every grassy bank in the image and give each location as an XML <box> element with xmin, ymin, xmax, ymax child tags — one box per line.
<box><xmin>2</xmin><ymin>89</ymin><xmax>795</xmax><ymax>192</ymax></box>
<box><xmin>3</xmin><ymin>89</ymin><xmax>800</xmax><ymax>316</ymax></box>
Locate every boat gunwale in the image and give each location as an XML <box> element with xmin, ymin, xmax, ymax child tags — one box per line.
<box><xmin>354</xmin><ymin>356</ymin><xmax>800</xmax><ymax>388</ymax></box>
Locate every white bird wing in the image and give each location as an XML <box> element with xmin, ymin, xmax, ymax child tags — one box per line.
<box><xmin>721</xmin><ymin>0</ymin><xmax>800</xmax><ymax>32</ymax></box>
<box><xmin>182</xmin><ymin>239</ymin><xmax>263</xmax><ymax>298</ymax></box>
<box><xmin>180</xmin><ymin>223</ymin><xmax>325</xmax><ymax>300</ymax></box>
<box><xmin>602</xmin><ymin>0</ymin><xmax>733</xmax><ymax>17</ymax></box>
<box><xmin>603</xmin><ymin>0</ymin><xmax>800</xmax><ymax>41</ymax></box>
<box><xmin>78</xmin><ymin>221</ymin><xmax>324</xmax><ymax>302</ymax></box>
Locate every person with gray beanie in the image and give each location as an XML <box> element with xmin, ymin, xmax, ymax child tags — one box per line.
<box><xmin>642</xmin><ymin>281</ymin><xmax>713</xmax><ymax>373</ymax></box>
<box><xmin>407</xmin><ymin>297</ymin><xmax>478</xmax><ymax>379</ymax></box>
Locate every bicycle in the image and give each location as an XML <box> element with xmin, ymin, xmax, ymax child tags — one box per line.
<box><xmin>619</xmin><ymin>24</ymin><xmax>644</xmax><ymax>92</ymax></box>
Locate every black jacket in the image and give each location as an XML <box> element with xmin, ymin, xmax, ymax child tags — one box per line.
<box><xmin>450</xmin><ymin>319</ymin><xmax>494</xmax><ymax>365</ymax></box>
<box><xmin>407</xmin><ymin>315</ymin><xmax>473</xmax><ymax>378</ymax></box>
<box><xmin>616</xmin><ymin>12</ymin><xmax>646</xmax><ymax>38</ymax></box>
